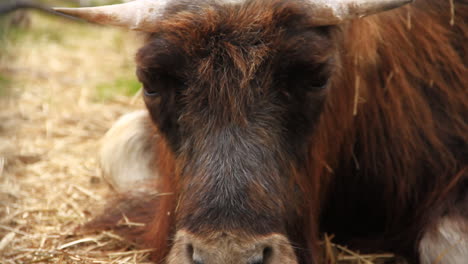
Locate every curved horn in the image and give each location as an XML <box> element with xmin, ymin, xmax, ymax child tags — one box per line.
<box><xmin>54</xmin><ymin>0</ymin><xmax>412</xmax><ymax>30</ymax></box>
<box><xmin>53</xmin><ymin>0</ymin><xmax>168</xmax><ymax>31</ymax></box>
<box><xmin>308</xmin><ymin>0</ymin><xmax>413</xmax><ymax>25</ymax></box>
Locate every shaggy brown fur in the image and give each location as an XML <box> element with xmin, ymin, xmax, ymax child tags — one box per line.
<box><xmin>86</xmin><ymin>0</ymin><xmax>467</xmax><ymax>263</ymax></box>
<box><xmin>312</xmin><ymin>1</ymin><xmax>467</xmax><ymax>261</ymax></box>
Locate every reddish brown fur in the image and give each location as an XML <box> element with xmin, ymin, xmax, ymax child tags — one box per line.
<box><xmin>316</xmin><ymin>1</ymin><xmax>467</xmax><ymax>255</ymax></box>
<box><xmin>84</xmin><ymin>129</ymin><xmax>178</xmax><ymax>262</ymax></box>
<box><xmin>143</xmin><ymin>137</ymin><xmax>178</xmax><ymax>261</ymax></box>
<box><xmin>86</xmin><ymin>0</ymin><xmax>467</xmax><ymax>263</ymax></box>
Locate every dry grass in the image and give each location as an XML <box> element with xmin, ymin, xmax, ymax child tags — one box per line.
<box><xmin>0</xmin><ymin>10</ymin><xmax>403</xmax><ymax>264</ymax></box>
<box><xmin>0</xmin><ymin>11</ymin><xmax>148</xmax><ymax>263</ymax></box>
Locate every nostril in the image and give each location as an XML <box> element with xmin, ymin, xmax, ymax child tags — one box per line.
<box><xmin>186</xmin><ymin>244</ymin><xmax>204</xmax><ymax>264</ymax></box>
<box><xmin>263</xmin><ymin>246</ymin><xmax>273</xmax><ymax>262</ymax></box>
<box><xmin>186</xmin><ymin>244</ymin><xmax>193</xmax><ymax>254</ymax></box>
<box><xmin>248</xmin><ymin>246</ymin><xmax>273</xmax><ymax>264</ymax></box>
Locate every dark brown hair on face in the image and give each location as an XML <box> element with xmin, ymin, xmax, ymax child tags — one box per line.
<box><xmin>135</xmin><ymin>0</ymin><xmax>336</xmax><ymax>261</ymax></box>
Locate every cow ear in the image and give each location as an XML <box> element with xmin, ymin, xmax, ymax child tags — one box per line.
<box><xmin>53</xmin><ymin>0</ymin><xmax>168</xmax><ymax>32</ymax></box>
<box><xmin>307</xmin><ymin>0</ymin><xmax>413</xmax><ymax>25</ymax></box>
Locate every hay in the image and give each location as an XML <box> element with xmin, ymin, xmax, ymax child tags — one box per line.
<box><xmin>0</xmin><ymin>11</ymin><xmax>403</xmax><ymax>264</ymax></box>
<box><xmin>321</xmin><ymin>234</ymin><xmax>406</xmax><ymax>264</ymax></box>
<box><xmin>0</xmin><ymin>11</ymin><xmax>147</xmax><ymax>263</ymax></box>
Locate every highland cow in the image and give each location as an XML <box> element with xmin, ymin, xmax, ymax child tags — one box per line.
<box><xmin>56</xmin><ymin>0</ymin><xmax>467</xmax><ymax>263</ymax></box>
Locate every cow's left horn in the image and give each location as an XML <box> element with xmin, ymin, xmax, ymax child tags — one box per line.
<box><xmin>307</xmin><ymin>0</ymin><xmax>413</xmax><ymax>25</ymax></box>
<box><xmin>54</xmin><ymin>0</ymin><xmax>168</xmax><ymax>31</ymax></box>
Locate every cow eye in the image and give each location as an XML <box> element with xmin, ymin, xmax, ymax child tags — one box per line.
<box><xmin>143</xmin><ymin>85</ymin><xmax>160</xmax><ymax>97</ymax></box>
<box><xmin>306</xmin><ymin>79</ymin><xmax>328</xmax><ymax>92</ymax></box>
<box><xmin>279</xmin><ymin>61</ymin><xmax>330</xmax><ymax>94</ymax></box>
<box><xmin>142</xmin><ymin>72</ymin><xmax>183</xmax><ymax>98</ymax></box>
<box><xmin>299</xmin><ymin>66</ymin><xmax>329</xmax><ymax>92</ymax></box>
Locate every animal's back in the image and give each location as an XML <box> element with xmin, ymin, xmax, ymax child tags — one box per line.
<box><xmin>317</xmin><ymin>0</ymin><xmax>467</xmax><ymax>261</ymax></box>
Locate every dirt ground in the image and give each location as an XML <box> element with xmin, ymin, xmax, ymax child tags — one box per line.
<box><xmin>0</xmin><ymin>10</ymin><xmax>401</xmax><ymax>264</ymax></box>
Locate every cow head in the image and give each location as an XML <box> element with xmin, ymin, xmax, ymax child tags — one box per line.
<box><xmin>56</xmin><ymin>0</ymin><xmax>411</xmax><ymax>263</ymax></box>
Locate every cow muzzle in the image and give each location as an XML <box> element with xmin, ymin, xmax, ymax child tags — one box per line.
<box><xmin>166</xmin><ymin>230</ymin><xmax>298</xmax><ymax>264</ymax></box>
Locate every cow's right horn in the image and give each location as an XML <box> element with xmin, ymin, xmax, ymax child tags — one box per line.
<box><xmin>54</xmin><ymin>0</ymin><xmax>168</xmax><ymax>32</ymax></box>
<box><xmin>307</xmin><ymin>0</ymin><xmax>413</xmax><ymax>25</ymax></box>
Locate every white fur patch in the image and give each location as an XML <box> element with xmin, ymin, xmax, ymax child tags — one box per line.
<box><xmin>419</xmin><ymin>216</ymin><xmax>468</xmax><ymax>264</ymax></box>
<box><xmin>99</xmin><ymin>110</ymin><xmax>158</xmax><ymax>193</ymax></box>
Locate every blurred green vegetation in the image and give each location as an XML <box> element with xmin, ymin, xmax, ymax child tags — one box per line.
<box><xmin>29</xmin><ymin>0</ymin><xmax>125</xmax><ymax>8</ymax></box>
<box><xmin>0</xmin><ymin>0</ymin><xmax>131</xmax><ymax>49</ymax></box>
<box><xmin>0</xmin><ymin>0</ymin><xmax>141</xmax><ymax>101</ymax></box>
<box><xmin>0</xmin><ymin>16</ymin><xmax>13</xmax><ymax>96</ymax></box>
<box><xmin>1</xmin><ymin>21</ymin><xmax>63</xmax><ymax>44</ymax></box>
<box><xmin>96</xmin><ymin>77</ymin><xmax>141</xmax><ymax>101</ymax></box>
<box><xmin>0</xmin><ymin>73</ymin><xmax>11</xmax><ymax>96</ymax></box>
<box><xmin>0</xmin><ymin>9</ymin><xmax>65</xmax><ymax>97</ymax></box>
<box><xmin>0</xmin><ymin>0</ymin><xmax>129</xmax><ymax>50</ymax></box>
